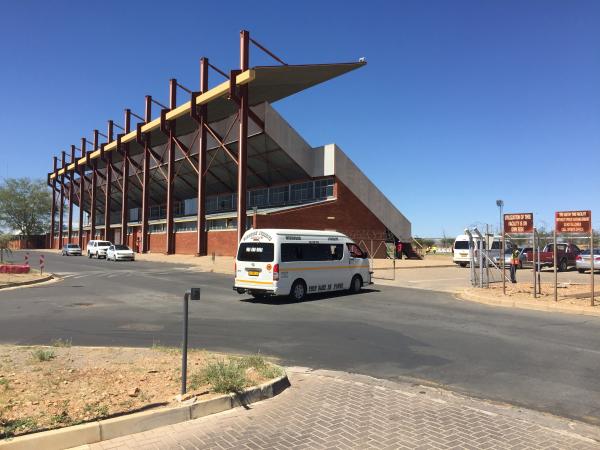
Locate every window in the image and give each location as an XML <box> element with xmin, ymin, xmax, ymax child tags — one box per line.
<box><xmin>218</xmin><ymin>194</ymin><xmax>233</xmax><ymax>211</ymax></box>
<box><xmin>347</xmin><ymin>243</ymin><xmax>367</xmax><ymax>259</ymax></box>
<box><xmin>149</xmin><ymin>224</ymin><xmax>166</xmax><ymax>233</ymax></box>
<box><xmin>315</xmin><ymin>178</ymin><xmax>334</xmax><ymax>199</ymax></box>
<box><xmin>150</xmin><ymin>205</ymin><xmax>165</xmax><ymax>220</ymax></box>
<box><xmin>237</xmin><ymin>243</ymin><xmax>274</xmax><ymax>262</ymax></box>
<box><xmin>175</xmin><ymin>222</ymin><xmax>197</xmax><ymax>232</ymax></box>
<box><xmin>249</xmin><ymin>189</ymin><xmax>268</xmax><ymax>208</ymax></box>
<box><xmin>174</xmin><ymin>202</ymin><xmax>184</xmax><ymax>217</ymax></box>
<box><xmin>269</xmin><ymin>186</ymin><xmax>289</xmax><ymax>205</ymax></box>
<box><xmin>129</xmin><ymin>208</ymin><xmax>140</xmax><ymax>222</ymax></box>
<box><xmin>206</xmin><ymin>196</ymin><xmax>218</xmax><ymax>212</ymax></box>
<box><xmin>184</xmin><ymin>198</ymin><xmax>197</xmax><ymax>216</ymax></box>
<box><xmin>281</xmin><ymin>243</ymin><xmax>344</xmax><ymax>262</ymax></box>
<box><xmin>290</xmin><ymin>182</ymin><xmax>314</xmax><ymax>203</ymax></box>
<box><xmin>208</xmin><ymin>219</ymin><xmax>227</xmax><ymax>230</ymax></box>
<box><xmin>454</xmin><ymin>241</ymin><xmax>469</xmax><ymax>250</ymax></box>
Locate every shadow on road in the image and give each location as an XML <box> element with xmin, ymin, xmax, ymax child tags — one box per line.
<box><xmin>239</xmin><ymin>288</ymin><xmax>380</xmax><ymax>305</ymax></box>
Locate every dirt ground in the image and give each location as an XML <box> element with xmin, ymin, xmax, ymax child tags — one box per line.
<box><xmin>0</xmin><ymin>345</ymin><xmax>282</xmax><ymax>438</ymax></box>
<box><xmin>484</xmin><ymin>282</ymin><xmax>600</xmax><ymax>307</ymax></box>
<box><xmin>0</xmin><ymin>270</ymin><xmax>45</xmax><ymax>287</ymax></box>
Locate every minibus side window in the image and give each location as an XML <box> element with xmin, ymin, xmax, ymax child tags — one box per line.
<box><xmin>281</xmin><ymin>243</ymin><xmax>344</xmax><ymax>262</ymax></box>
<box><xmin>347</xmin><ymin>243</ymin><xmax>366</xmax><ymax>259</ymax></box>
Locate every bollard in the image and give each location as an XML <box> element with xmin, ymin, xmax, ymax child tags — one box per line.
<box><xmin>181</xmin><ymin>288</ymin><xmax>201</xmax><ymax>396</ymax></box>
<box><xmin>24</xmin><ymin>252</ymin><xmax>30</xmax><ymax>266</ymax></box>
<box><xmin>40</xmin><ymin>255</ymin><xmax>45</xmax><ymax>276</ymax></box>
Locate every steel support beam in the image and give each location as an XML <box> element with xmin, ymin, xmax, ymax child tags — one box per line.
<box><xmin>165</xmin><ymin>79</ymin><xmax>176</xmax><ymax>254</ymax></box>
<box><xmin>67</xmin><ymin>145</ymin><xmax>75</xmax><ymax>243</ymax></box>
<box><xmin>121</xmin><ymin>109</ymin><xmax>131</xmax><ymax>246</ymax></box>
<box><xmin>196</xmin><ymin>57</ymin><xmax>208</xmax><ymax>256</ymax></box>
<box><xmin>78</xmin><ymin>139</ymin><xmax>86</xmax><ymax>246</ymax></box>
<box><xmin>50</xmin><ymin>157</ymin><xmax>57</xmax><ymax>248</ymax></box>
<box><xmin>58</xmin><ymin>151</ymin><xmax>65</xmax><ymax>247</ymax></box>
<box><xmin>104</xmin><ymin>121</ymin><xmax>113</xmax><ymax>241</ymax></box>
<box><xmin>237</xmin><ymin>30</ymin><xmax>250</xmax><ymax>242</ymax></box>
<box><xmin>90</xmin><ymin>130</ymin><xmax>99</xmax><ymax>241</ymax></box>
<box><xmin>141</xmin><ymin>96</ymin><xmax>151</xmax><ymax>253</ymax></box>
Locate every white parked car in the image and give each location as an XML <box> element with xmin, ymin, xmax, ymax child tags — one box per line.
<box><xmin>87</xmin><ymin>240</ymin><xmax>112</xmax><ymax>259</ymax></box>
<box><xmin>106</xmin><ymin>244</ymin><xmax>135</xmax><ymax>262</ymax></box>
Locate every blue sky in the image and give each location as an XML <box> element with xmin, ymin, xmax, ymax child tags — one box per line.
<box><xmin>1</xmin><ymin>0</ymin><xmax>598</xmax><ymax>237</ymax></box>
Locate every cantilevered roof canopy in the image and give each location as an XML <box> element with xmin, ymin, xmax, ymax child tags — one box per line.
<box><xmin>50</xmin><ymin>61</ymin><xmax>365</xmax><ymax>179</ymax></box>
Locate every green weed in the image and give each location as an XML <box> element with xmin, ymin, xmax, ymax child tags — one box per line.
<box><xmin>31</xmin><ymin>349</ymin><xmax>55</xmax><ymax>362</ymax></box>
<box><xmin>51</xmin><ymin>338</ymin><xmax>72</xmax><ymax>348</ymax></box>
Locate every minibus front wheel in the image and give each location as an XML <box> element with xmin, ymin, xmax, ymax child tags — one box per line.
<box><xmin>349</xmin><ymin>275</ymin><xmax>363</xmax><ymax>294</ymax></box>
<box><xmin>290</xmin><ymin>280</ymin><xmax>307</xmax><ymax>302</ymax></box>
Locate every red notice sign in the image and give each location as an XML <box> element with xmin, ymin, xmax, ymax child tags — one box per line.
<box><xmin>555</xmin><ymin>210</ymin><xmax>592</xmax><ymax>234</ymax></box>
<box><xmin>504</xmin><ymin>213</ymin><xmax>534</xmax><ymax>234</ymax></box>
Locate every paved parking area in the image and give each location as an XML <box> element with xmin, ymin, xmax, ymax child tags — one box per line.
<box><xmin>4</xmin><ymin>250</ymin><xmax>600</xmax><ymax>424</ymax></box>
<box><xmin>83</xmin><ymin>369</ymin><xmax>600</xmax><ymax>449</ymax></box>
<box><xmin>376</xmin><ymin>265</ymin><xmax>596</xmax><ymax>293</ymax></box>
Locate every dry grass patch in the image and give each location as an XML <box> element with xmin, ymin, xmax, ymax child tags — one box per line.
<box><xmin>0</xmin><ymin>344</ymin><xmax>283</xmax><ymax>439</ymax></box>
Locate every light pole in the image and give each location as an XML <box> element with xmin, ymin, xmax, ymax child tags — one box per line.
<box><xmin>496</xmin><ymin>200</ymin><xmax>504</xmax><ymax>235</ymax></box>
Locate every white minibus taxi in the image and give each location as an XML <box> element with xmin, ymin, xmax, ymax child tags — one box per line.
<box><xmin>234</xmin><ymin>229</ymin><xmax>372</xmax><ymax>301</ymax></box>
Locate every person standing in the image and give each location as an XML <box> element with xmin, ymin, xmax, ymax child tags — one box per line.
<box><xmin>510</xmin><ymin>247</ymin><xmax>520</xmax><ymax>283</ymax></box>
<box><xmin>396</xmin><ymin>241</ymin><xmax>403</xmax><ymax>260</ymax></box>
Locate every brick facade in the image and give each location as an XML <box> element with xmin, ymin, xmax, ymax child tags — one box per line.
<box><xmin>46</xmin><ymin>179</ymin><xmax>391</xmax><ymax>257</ymax></box>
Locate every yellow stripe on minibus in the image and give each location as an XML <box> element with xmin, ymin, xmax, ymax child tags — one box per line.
<box><xmin>235</xmin><ymin>279</ymin><xmax>274</xmax><ymax>285</ymax></box>
<box><xmin>284</xmin><ymin>265</ymin><xmax>369</xmax><ymax>271</ymax></box>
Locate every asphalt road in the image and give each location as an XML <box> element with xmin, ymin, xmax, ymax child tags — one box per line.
<box><xmin>2</xmin><ymin>250</ymin><xmax>600</xmax><ymax>425</ymax></box>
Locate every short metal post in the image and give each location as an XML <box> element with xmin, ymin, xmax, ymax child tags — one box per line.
<box><xmin>533</xmin><ymin>228</ymin><xmax>537</xmax><ymax>298</ymax></box>
<box><xmin>181</xmin><ymin>291</ymin><xmax>189</xmax><ymax>395</ymax></box>
<box><xmin>554</xmin><ymin>228</ymin><xmax>558</xmax><ymax>302</ymax></box>
<box><xmin>591</xmin><ymin>227</ymin><xmax>595</xmax><ymax>307</ymax></box>
<box><xmin>502</xmin><ymin>232</ymin><xmax>506</xmax><ymax>294</ymax></box>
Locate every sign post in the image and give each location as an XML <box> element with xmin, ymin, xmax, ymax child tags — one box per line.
<box><xmin>555</xmin><ymin>210</ymin><xmax>592</xmax><ymax>305</ymax></box>
<box><xmin>181</xmin><ymin>287</ymin><xmax>201</xmax><ymax>396</ymax></box>
<box><xmin>504</xmin><ymin>213</ymin><xmax>534</xmax><ymax>293</ymax></box>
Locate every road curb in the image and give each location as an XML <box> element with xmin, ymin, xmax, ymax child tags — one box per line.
<box><xmin>457</xmin><ymin>290</ymin><xmax>600</xmax><ymax>317</ymax></box>
<box><xmin>0</xmin><ymin>374</ymin><xmax>290</xmax><ymax>450</ymax></box>
<box><xmin>0</xmin><ymin>274</ymin><xmax>54</xmax><ymax>290</ymax></box>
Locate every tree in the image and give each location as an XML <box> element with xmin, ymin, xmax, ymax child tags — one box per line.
<box><xmin>0</xmin><ymin>178</ymin><xmax>51</xmax><ymax>238</ymax></box>
<box><xmin>0</xmin><ymin>234</ymin><xmax>12</xmax><ymax>263</ymax></box>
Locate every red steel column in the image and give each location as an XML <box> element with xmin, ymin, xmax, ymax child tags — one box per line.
<box><xmin>165</xmin><ymin>79</ymin><xmax>176</xmax><ymax>254</ymax></box>
<box><xmin>67</xmin><ymin>145</ymin><xmax>75</xmax><ymax>243</ymax></box>
<box><xmin>58</xmin><ymin>151</ymin><xmax>65</xmax><ymax>247</ymax></box>
<box><xmin>237</xmin><ymin>30</ymin><xmax>250</xmax><ymax>242</ymax></box>
<box><xmin>50</xmin><ymin>157</ymin><xmax>57</xmax><ymax>249</ymax></box>
<box><xmin>141</xmin><ymin>96</ymin><xmax>151</xmax><ymax>253</ymax></box>
<box><xmin>121</xmin><ymin>109</ymin><xmax>131</xmax><ymax>246</ymax></box>
<box><xmin>78</xmin><ymin>138</ymin><xmax>86</xmax><ymax>246</ymax></box>
<box><xmin>196</xmin><ymin>58</ymin><xmax>208</xmax><ymax>256</ymax></box>
<box><xmin>104</xmin><ymin>120</ymin><xmax>113</xmax><ymax>241</ymax></box>
<box><xmin>90</xmin><ymin>130</ymin><xmax>99</xmax><ymax>241</ymax></box>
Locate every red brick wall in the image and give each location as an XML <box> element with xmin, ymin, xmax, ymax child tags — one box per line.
<box><xmin>255</xmin><ymin>180</ymin><xmax>389</xmax><ymax>257</ymax></box>
<box><xmin>207</xmin><ymin>230</ymin><xmax>238</xmax><ymax>256</ymax></box>
<box><xmin>174</xmin><ymin>232</ymin><xmax>197</xmax><ymax>255</ymax></box>
<box><xmin>148</xmin><ymin>233</ymin><xmax>167</xmax><ymax>253</ymax></box>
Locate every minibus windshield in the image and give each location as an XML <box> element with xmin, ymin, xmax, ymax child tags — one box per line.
<box><xmin>237</xmin><ymin>243</ymin><xmax>274</xmax><ymax>262</ymax></box>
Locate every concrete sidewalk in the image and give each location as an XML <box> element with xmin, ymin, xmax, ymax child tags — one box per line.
<box><xmin>76</xmin><ymin>368</ymin><xmax>600</xmax><ymax>449</ymax></box>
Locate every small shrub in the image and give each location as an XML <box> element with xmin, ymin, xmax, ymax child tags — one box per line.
<box><xmin>31</xmin><ymin>349</ymin><xmax>55</xmax><ymax>362</ymax></box>
<box><xmin>0</xmin><ymin>416</ymin><xmax>38</xmax><ymax>438</ymax></box>
<box><xmin>198</xmin><ymin>359</ymin><xmax>247</xmax><ymax>394</ymax></box>
<box><xmin>151</xmin><ymin>340</ymin><xmax>179</xmax><ymax>354</ymax></box>
<box><xmin>83</xmin><ymin>403</ymin><xmax>109</xmax><ymax>418</ymax></box>
<box><xmin>238</xmin><ymin>354</ymin><xmax>284</xmax><ymax>379</ymax></box>
<box><xmin>51</xmin><ymin>338</ymin><xmax>71</xmax><ymax>348</ymax></box>
<box><xmin>0</xmin><ymin>378</ymin><xmax>8</xmax><ymax>390</ymax></box>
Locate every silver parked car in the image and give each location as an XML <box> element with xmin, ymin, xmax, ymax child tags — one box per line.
<box><xmin>576</xmin><ymin>249</ymin><xmax>600</xmax><ymax>273</ymax></box>
<box><xmin>61</xmin><ymin>244</ymin><xmax>82</xmax><ymax>256</ymax></box>
<box><xmin>501</xmin><ymin>247</ymin><xmax>530</xmax><ymax>269</ymax></box>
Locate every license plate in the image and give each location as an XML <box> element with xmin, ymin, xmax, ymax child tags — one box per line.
<box><xmin>248</xmin><ymin>270</ymin><xmax>260</xmax><ymax>276</ymax></box>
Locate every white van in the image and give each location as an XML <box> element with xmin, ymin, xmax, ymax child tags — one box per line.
<box><xmin>453</xmin><ymin>234</ymin><xmax>483</xmax><ymax>267</ymax></box>
<box><xmin>234</xmin><ymin>229</ymin><xmax>372</xmax><ymax>301</ymax></box>
<box><xmin>453</xmin><ymin>234</ymin><xmax>507</xmax><ymax>267</ymax></box>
